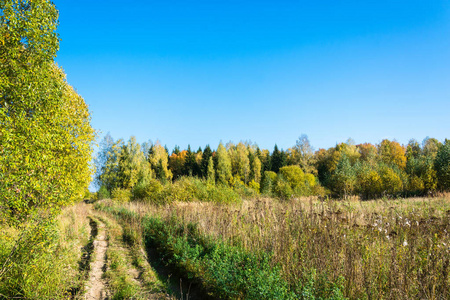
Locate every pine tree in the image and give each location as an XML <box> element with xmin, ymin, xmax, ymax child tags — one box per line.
<box><xmin>172</xmin><ymin>145</ymin><xmax>181</xmax><ymax>155</ymax></box>
<box><xmin>184</xmin><ymin>145</ymin><xmax>197</xmax><ymax>176</ymax></box>
<box><xmin>201</xmin><ymin>145</ymin><xmax>213</xmax><ymax>178</ymax></box>
<box><xmin>271</xmin><ymin>144</ymin><xmax>286</xmax><ymax>173</ymax></box>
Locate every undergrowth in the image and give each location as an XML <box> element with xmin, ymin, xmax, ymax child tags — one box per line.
<box><xmin>0</xmin><ymin>203</ymin><xmax>90</xmax><ymax>299</ymax></box>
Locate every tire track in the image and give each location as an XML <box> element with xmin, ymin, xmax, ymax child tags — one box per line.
<box><xmin>84</xmin><ymin>218</ymin><xmax>109</xmax><ymax>300</ymax></box>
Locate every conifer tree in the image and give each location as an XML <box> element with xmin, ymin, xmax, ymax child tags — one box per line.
<box><xmin>172</xmin><ymin>145</ymin><xmax>181</xmax><ymax>155</ymax></box>
<box><xmin>271</xmin><ymin>144</ymin><xmax>286</xmax><ymax>173</ymax></box>
<box><xmin>201</xmin><ymin>145</ymin><xmax>213</xmax><ymax>178</ymax></box>
<box><xmin>184</xmin><ymin>145</ymin><xmax>197</xmax><ymax>176</ymax></box>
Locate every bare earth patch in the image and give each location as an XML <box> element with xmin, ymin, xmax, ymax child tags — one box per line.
<box><xmin>84</xmin><ymin>221</ymin><xmax>109</xmax><ymax>300</ymax></box>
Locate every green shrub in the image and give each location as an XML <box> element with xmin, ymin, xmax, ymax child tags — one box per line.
<box><xmin>356</xmin><ymin>164</ymin><xmax>383</xmax><ymax>199</ymax></box>
<box><xmin>408</xmin><ymin>175</ymin><xmax>425</xmax><ymax>194</ymax></box>
<box><xmin>155</xmin><ymin>177</ymin><xmax>241</xmax><ymax>204</ymax></box>
<box><xmin>141</xmin><ymin>216</ymin><xmax>294</xmax><ymax>299</ymax></box>
<box><xmin>232</xmin><ymin>179</ymin><xmax>259</xmax><ymax>198</ymax></box>
<box><xmin>207</xmin><ymin>184</ymin><xmax>241</xmax><ymax>204</ymax></box>
<box><xmin>279</xmin><ymin>165</ymin><xmax>305</xmax><ymax>190</ymax></box>
<box><xmin>273</xmin><ymin>177</ymin><xmax>294</xmax><ymax>200</ymax></box>
<box><xmin>248</xmin><ymin>180</ymin><xmax>260</xmax><ymax>194</ymax></box>
<box><xmin>379</xmin><ymin>166</ymin><xmax>403</xmax><ymax>195</ymax></box>
<box><xmin>111</xmin><ymin>188</ymin><xmax>132</xmax><ymax>202</ymax></box>
<box><xmin>133</xmin><ymin>179</ymin><xmax>163</xmax><ymax>203</ymax></box>
<box><xmin>160</xmin><ymin>177</ymin><xmax>202</xmax><ymax>202</ymax></box>
<box><xmin>98</xmin><ymin>185</ymin><xmax>111</xmax><ymax>200</ymax></box>
<box><xmin>296</xmin><ymin>269</ymin><xmax>347</xmax><ymax>300</ymax></box>
<box><xmin>0</xmin><ymin>209</ymin><xmax>88</xmax><ymax>299</ymax></box>
<box><xmin>261</xmin><ymin>171</ymin><xmax>277</xmax><ymax>196</ymax></box>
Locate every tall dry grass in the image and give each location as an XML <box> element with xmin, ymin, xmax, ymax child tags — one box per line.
<box><xmin>105</xmin><ymin>195</ymin><xmax>450</xmax><ymax>299</ymax></box>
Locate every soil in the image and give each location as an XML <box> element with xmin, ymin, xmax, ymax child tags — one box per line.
<box><xmin>84</xmin><ymin>220</ymin><xmax>109</xmax><ymax>300</ymax></box>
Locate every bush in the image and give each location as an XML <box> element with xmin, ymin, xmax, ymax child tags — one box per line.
<box><xmin>98</xmin><ymin>185</ymin><xmax>111</xmax><ymax>200</ymax></box>
<box><xmin>231</xmin><ymin>178</ymin><xmax>259</xmax><ymax>198</ymax></box>
<box><xmin>151</xmin><ymin>177</ymin><xmax>241</xmax><ymax>204</ymax></box>
<box><xmin>273</xmin><ymin>177</ymin><xmax>294</xmax><ymax>200</ymax></box>
<box><xmin>264</xmin><ymin>166</ymin><xmax>319</xmax><ymax>199</ymax></box>
<box><xmin>248</xmin><ymin>180</ymin><xmax>260</xmax><ymax>194</ymax></box>
<box><xmin>160</xmin><ymin>177</ymin><xmax>203</xmax><ymax>202</ymax></box>
<box><xmin>208</xmin><ymin>184</ymin><xmax>242</xmax><ymax>204</ymax></box>
<box><xmin>356</xmin><ymin>165</ymin><xmax>383</xmax><ymax>199</ymax></box>
<box><xmin>133</xmin><ymin>179</ymin><xmax>163</xmax><ymax>203</ymax></box>
<box><xmin>111</xmin><ymin>188</ymin><xmax>132</xmax><ymax>202</ymax></box>
<box><xmin>0</xmin><ymin>207</ymin><xmax>89</xmax><ymax>299</ymax></box>
<box><xmin>379</xmin><ymin>166</ymin><xmax>403</xmax><ymax>195</ymax></box>
<box><xmin>141</xmin><ymin>216</ymin><xmax>294</xmax><ymax>299</ymax></box>
<box><xmin>261</xmin><ymin>171</ymin><xmax>277</xmax><ymax>196</ymax></box>
<box><xmin>279</xmin><ymin>165</ymin><xmax>305</xmax><ymax>190</ymax></box>
<box><xmin>408</xmin><ymin>175</ymin><xmax>425</xmax><ymax>194</ymax></box>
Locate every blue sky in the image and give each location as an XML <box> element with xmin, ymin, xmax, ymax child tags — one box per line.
<box><xmin>54</xmin><ymin>0</ymin><xmax>450</xmax><ymax>151</ymax></box>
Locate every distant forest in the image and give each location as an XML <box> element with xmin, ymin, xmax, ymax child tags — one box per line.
<box><xmin>95</xmin><ymin>134</ymin><xmax>450</xmax><ymax>202</ymax></box>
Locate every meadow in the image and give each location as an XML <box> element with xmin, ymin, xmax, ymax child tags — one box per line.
<box><xmin>95</xmin><ymin>194</ymin><xmax>450</xmax><ymax>299</ymax></box>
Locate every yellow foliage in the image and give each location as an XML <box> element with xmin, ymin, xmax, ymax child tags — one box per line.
<box><xmin>378</xmin><ymin>139</ymin><xmax>406</xmax><ymax>170</ymax></box>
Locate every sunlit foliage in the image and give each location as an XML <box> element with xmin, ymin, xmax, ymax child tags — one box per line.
<box><xmin>0</xmin><ymin>0</ymin><xmax>95</xmax><ymax>221</ymax></box>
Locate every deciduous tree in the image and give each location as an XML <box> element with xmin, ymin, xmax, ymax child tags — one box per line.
<box><xmin>293</xmin><ymin>134</ymin><xmax>317</xmax><ymax>175</ymax></box>
<box><xmin>215</xmin><ymin>142</ymin><xmax>232</xmax><ymax>185</ymax></box>
<box><xmin>435</xmin><ymin>140</ymin><xmax>450</xmax><ymax>191</ymax></box>
<box><xmin>148</xmin><ymin>141</ymin><xmax>172</xmax><ymax>182</ymax></box>
<box><xmin>0</xmin><ymin>0</ymin><xmax>95</xmax><ymax>221</ymax></box>
<box><xmin>378</xmin><ymin>139</ymin><xmax>406</xmax><ymax>170</ymax></box>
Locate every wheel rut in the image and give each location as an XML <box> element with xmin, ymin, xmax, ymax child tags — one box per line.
<box><xmin>84</xmin><ymin>218</ymin><xmax>109</xmax><ymax>300</ymax></box>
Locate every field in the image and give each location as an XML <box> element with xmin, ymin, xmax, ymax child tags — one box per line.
<box><xmin>94</xmin><ymin>194</ymin><xmax>450</xmax><ymax>299</ymax></box>
<box><xmin>1</xmin><ymin>195</ymin><xmax>449</xmax><ymax>299</ymax></box>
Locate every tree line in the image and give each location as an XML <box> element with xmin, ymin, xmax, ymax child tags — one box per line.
<box><xmin>95</xmin><ymin>134</ymin><xmax>450</xmax><ymax>201</ymax></box>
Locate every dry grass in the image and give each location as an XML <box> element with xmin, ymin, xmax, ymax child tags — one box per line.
<box><xmin>0</xmin><ymin>202</ymin><xmax>92</xmax><ymax>299</ymax></box>
<box><xmin>105</xmin><ymin>195</ymin><xmax>450</xmax><ymax>299</ymax></box>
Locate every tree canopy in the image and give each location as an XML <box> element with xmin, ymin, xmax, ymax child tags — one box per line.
<box><xmin>0</xmin><ymin>0</ymin><xmax>95</xmax><ymax>222</ymax></box>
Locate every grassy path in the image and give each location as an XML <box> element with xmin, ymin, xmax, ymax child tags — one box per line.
<box><xmin>82</xmin><ymin>207</ymin><xmax>172</xmax><ymax>300</ymax></box>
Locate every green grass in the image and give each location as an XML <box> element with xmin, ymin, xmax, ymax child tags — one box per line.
<box><xmin>94</xmin><ymin>212</ymin><xmax>171</xmax><ymax>300</ymax></box>
<box><xmin>0</xmin><ymin>203</ymin><xmax>91</xmax><ymax>299</ymax></box>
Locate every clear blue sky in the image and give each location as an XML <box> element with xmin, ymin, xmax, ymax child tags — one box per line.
<box><xmin>54</xmin><ymin>0</ymin><xmax>450</xmax><ymax>151</ymax></box>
